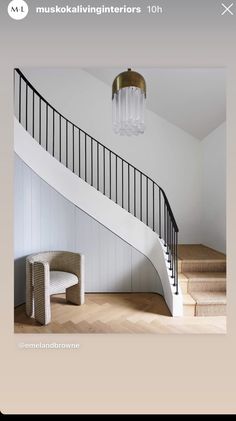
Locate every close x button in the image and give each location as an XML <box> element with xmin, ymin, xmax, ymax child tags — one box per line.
<box><xmin>221</xmin><ymin>2</ymin><xmax>234</xmax><ymax>15</ymax></box>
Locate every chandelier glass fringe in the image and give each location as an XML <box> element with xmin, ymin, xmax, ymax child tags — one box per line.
<box><xmin>112</xmin><ymin>69</ymin><xmax>146</xmax><ymax>136</ymax></box>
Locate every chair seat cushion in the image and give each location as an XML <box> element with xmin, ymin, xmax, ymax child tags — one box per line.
<box><xmin>49</xmin><ymin>271</ymin><xmax>78</xmax><ymax>295</ymax></box>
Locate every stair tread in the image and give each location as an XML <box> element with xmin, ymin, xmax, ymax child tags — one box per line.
<box><xmin>179</xmin><ymin>273</ymin><xmax>188</xmax><ymax>281</ymax></box>
<box><xmin>183</xmin><ymin>293</ymin><xmax>196</xmax><ymax>305</ymax></box>
<box><xmin>183</xmin><ymin>272</ymin><xmax>226</xmax><ymax>281</ymax></box>
<box><xmin>179</xmin><ymin>259</ymin><xmax>226</xmax><ymax>263</ymax></box>
<box><xmin>191</xmin><ymin>291</ymin><xmax>226</xmax><ymax>305</ymax></box>
<box><xmin>178</xmin><ymin>245</ymin><xmax>226</xmax><ymax>261</ymax></box>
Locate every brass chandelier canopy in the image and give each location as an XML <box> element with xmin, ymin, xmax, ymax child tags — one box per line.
<box><xmin>112</xmin><ymin>68</ymin><xmax>146</xmax><ymax>99</ymax></box>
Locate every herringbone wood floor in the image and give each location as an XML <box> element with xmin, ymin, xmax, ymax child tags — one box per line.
<box><xmin>14</xmin><ymin>293</ymin><xmax>226</xmax><ymax>334</ymax></box>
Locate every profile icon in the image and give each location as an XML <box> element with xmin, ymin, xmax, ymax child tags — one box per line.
<box><xmin>8</xmin><ymin>0</ymin><xmax>29</xmax><ymax>20</ymax></box>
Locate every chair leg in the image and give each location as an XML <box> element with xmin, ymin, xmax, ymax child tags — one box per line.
<box><xmin>66</xmin><ymin>284</ymin><xmax>83</xmax><ymax>305</ymax></box>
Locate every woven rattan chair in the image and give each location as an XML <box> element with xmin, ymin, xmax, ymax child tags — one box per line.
<box><xmin>26</xmin><ymin>251</ymin><xmax>85</xmax><ymax>325</ymax></box>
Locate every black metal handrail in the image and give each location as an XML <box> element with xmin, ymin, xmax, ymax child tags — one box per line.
<box><xmin>14</xmin><ymin>68</ymin><xmax>179</xmax><ymax>294</ymax></box>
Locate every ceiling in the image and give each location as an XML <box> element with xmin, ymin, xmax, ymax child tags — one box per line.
<box><xmin>84</xmin><ymin>67</ymin><xmax>226</xmax><ymax>140</ymax></box>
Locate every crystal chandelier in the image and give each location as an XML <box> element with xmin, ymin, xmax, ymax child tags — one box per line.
<box><xmin>112</xmin><ymin>68</ymin><xmax>146</xmax><ymax>136</ymax></box>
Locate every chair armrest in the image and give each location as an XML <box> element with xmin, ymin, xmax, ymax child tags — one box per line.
<box><xmin>33</xmin><ymin>261</ymin><xmax>51</xmax><ymax>325</ymax></box>
<box><xmin>33</xmin><ymin>260</ymin><xmax>50</xmax><ymax>285</ymax></box>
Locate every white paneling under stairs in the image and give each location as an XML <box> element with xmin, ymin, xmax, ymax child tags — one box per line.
<box><xmin>14</xmin><ymin>154</ymin><xmax>162</xmax><ymax>305</ymax></box>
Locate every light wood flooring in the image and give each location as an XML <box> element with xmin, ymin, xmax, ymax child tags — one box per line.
<box><xmin>14</xmin><ymin>293</ymin><xmax>226</xmax><ymax>334</ymax></box>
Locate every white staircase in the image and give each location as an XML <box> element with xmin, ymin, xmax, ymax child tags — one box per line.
<box><xmin>14</xmin><ymin>68</ymin><xmax>182</xmax><ymax>316</ymax></box>
<box><xmin>14</xmin><ymin>118</ymin><xmax>183</xmax><ymax>316</ymax></box>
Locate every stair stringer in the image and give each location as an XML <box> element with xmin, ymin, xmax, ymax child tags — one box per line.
<box><xmin>14</xmin><ymin>118</ymin><xmax>183</xmax><ymax>316</ymax></box>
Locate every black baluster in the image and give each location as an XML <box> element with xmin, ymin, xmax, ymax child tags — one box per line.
<box><xmin>166</xmin><ymin>209</ymin><xmax>168</xmax><ymax>251</ymax></box>
<box><xmin>115</xmin><ymin>155</ymin><xmax>118</xmax><ymax>203</ymax></box>
<box><xmin>14</xmin><ymin>70</ymin><xmax>16</xmax><ymax>113</ymax></box>
<box><xmin>167</xmin><ymin>211</ymin><xmax>170</xmax><ymax>257</ymax></box>
<box><xmin>134</xmin><ymin>168</ymin><xmax>136</xmax><ymax>217</ymax></box>
<box><xmin>66</xmin><ymin>120</ymin><xmax>68</xmax><ymax>167</ymax></box>
<box><xmin>164</xmin><ymin>204</ymin><xmax>167</xmax><ymax>247</ymax></box>
<box><xmin>109</xmin><ymin>151</ymin><xmax>112</xmax><ymax>199</ymax></box>
<box><xmin>32</xmin><ymin>91</ymin><xmax>35</xmax><ymax>138</ymax></box>
<box><xmin>171</xmin><ymin>226</ymin><xmax>174</xmax><ymax>276</ymax></box>
<box><xmin>52</xmin><ymin>110</ymin><xmax>55</xmax><ymax>157</ymax></box>
<box><xmin>159</xmin><ymin>190</ymin><xmax>161</xmax><ymax>238</ymax></box>
<box><xmin>122</xmin><ymin>160</ymin><xmax>124</xmax><ymax>208</ymax></box>
<box><xmin>25</xmin><ymin>83</ymin><xmax>28</xmax><ymax>131</ymax></box>
<box><xmin>85</xmin><ymin>134</ymin><xmax>87</xmax><ymax>182</ymax></box>
<box><xmin>153</xmin><ymin>182</ymin><xmax>155</xmax><ymax>231</ymax></box>
<box><xmin>168</xmin><ymin>214</ymin><xmax>171</xmax><ymax>263</ymax></box>
<box><xmin>19</xmin><ymin>75</ymin><xmax>21</xmax><ymax>123</ymax></box>
<box><xmin>172</xmin><ymin>227</ymin><xmax>175</xmax><ymax>274</ymax></box>
<box><xmin>59</xmin><ymin>114</ymin><xmax>61</xmax><ymax>161</ymax></box>
<box><xmin>175</xmin><ymin>230</ymin><xmax>177</xmax><ymax>287</ymax></box>
<box><xmin>176</xmin><ymin>232</ymin><xmax>179</xmax><ymax>294</ymax></box>
<box><xmin>168</xmin><ymin>212</ymin><xmax>170</xmax><ymax>255</ymax></box>
<box><xmin>91</xmin><ymin>138</ymin><xmax>93</xmax><ymax>186</ymax></box>
<box><xmin>46</xmin><ymin>103</ymin><xmax>48</xmax><ymax>152</ymax></box>
<box><xmin>97</xmin><ymin>142</ymin><xmax>99</xmax><ymax>190</ymax></box>
<box><xmin>140</xmin><ymin>173</ymin><xmax>142</xmax><ymax>221</ymax></box>
<box><xmin>174</xmin><ymin>229</ymin><xmax>176</xmax><ymax>281</ymax></box>
<box><xmin>39</xmin><ymin>98</ymin><xmax>42</xmax><ymax>146</ymax></box>
<box><xmin>128</xmin><ymin>164</ymin><xmax>130</xmax><ymax>213</ymax></box>
<box><xmin>167</xmin><ymin>213</ymin><xmax>170</xmax><ymax>263</ymax></box>
<box><xmin>79</xmin><ymin>130</ymin><xmax>81</xmax><ymax>177</ymax></box>
<box><xmin>172</xmin><ymin>230</ymin><xmax>176</xmax><ymax>282</ymax></box>
<box><xmin>72</xmin><ymin>125</ymin><xmax>75</xmax><ymax>173</ymax></box>
<box><xmin>103</xmin><ymin>147</ymin><xmax>106</xmax><ymax>195</ymax></box>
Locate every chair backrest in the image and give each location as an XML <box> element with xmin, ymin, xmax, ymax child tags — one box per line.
<box><xmin>27</xmin><ymin>251</ymin><xmax>81</xmax><ymax>276</ymax></box>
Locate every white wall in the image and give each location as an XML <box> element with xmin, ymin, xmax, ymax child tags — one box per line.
<box><xmin>14</xmin><ymin>154</ymin><xmax>162</xmax><ymax>306</ymax></box>
<box><xmin>21</xmin><ymin>68</ymin><xmax>202</xmax><ymax>244</ymax></box>
<box><xmin>201</xmin><ymin>123</ymin><xmax>226</xmax><ymax>253</ymax></box>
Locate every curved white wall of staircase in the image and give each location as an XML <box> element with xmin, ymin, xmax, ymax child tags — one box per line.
<box><xmin>14</xmin><ymin>118</ymin><xmax>183</xmax><ymax>316</ymax></box>
<box><xmin>15</xmin><ymin>154</ymin><xmax>163</xmax><ymax>305</ymax></box>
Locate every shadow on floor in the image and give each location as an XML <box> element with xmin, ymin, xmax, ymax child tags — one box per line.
<box><xmin>52</xmin><ymin>292</ymin><xmax>171</xmax><ymax>316</ymax></box>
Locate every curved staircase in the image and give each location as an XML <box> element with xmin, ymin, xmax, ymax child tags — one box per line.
<box><xmin>14</xmin><ymin>69</ymin><xmax>226</xmax><ymax>318</ymax></box>
<box><xmin>14</xmin><ymin>68</ymin><xmax>183</xmax><ymax>316</ymax></box>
